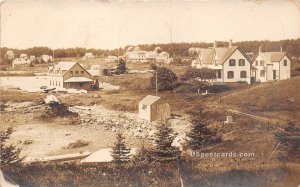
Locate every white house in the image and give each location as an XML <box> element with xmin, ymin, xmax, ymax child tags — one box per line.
<box><xmin>6</xmin><ymin>50</ymin><xmax>14</xmax><ymax>59</ymax></box>
<box><xmin>139</xmin><ymin>95</ymin><xmax>171</xmax><ymax>122</ymax></box>
<box><xmin>126</xmin><ymin>50</ymin><xmax>147</xmax><ymax>62</ymax></box>
<box><xmin>82</xmin><ymin>53</ymin><xmax>95</xmax><ymax>60</ymax></box>
<box><xmin>125</xmin><ymin>46</ymin><xmax>171</xmax><ymax>63</ymax></box>
<box><xmin>29</xmin><ymin>55</ymin><xmax>36</xmax><ymax>62</ymax></box>
<box><xmin>105</xmin><ymin>56</ymin><xmax>118</xmax><ymax>62</ymax></box>
<box><xmin>192</xmin><ymin>40</ymin><xmax>253</xmax><ymax>84</ymax></box>
<box><xmin>20</xmin><ymin>54</ymin><xmax>28</xmax><ymax>59</ymax></box>
<box><xmin>252</xmin><ymin>47</ymin><xmax>291</xmax><ymax>82</ymax></box>
<box><xmin>12</xmin><ymin>58</ymin><xmax>30</xmax><ymax>68</ymax></box>
<box><xmin>188</xmin><ymin>47</ymin><xmax>201</xmax><ymax>54</ymax></box>
<box><xmin>41</xmin><ymin>55</ymin><xmax>53</xmax><ymax>63</ymax></box>
<box><xmin>47</xmin><ymin>61</ymin><xmax>93</xmax><ymax>90</ymax></box>
<box><xmin>156</xmin><ymin>51</ymin><xmax>172</xmax><ymax>64</ymax></box>
<box><xmin>145</xmin><ymin>51</ymin><xmax>157</xmax><ymax>60</ymax></box>
<box><xmin>191</xmin><ymin>59</ymin><xmax>201</xmax><ymax>68</ymax></box>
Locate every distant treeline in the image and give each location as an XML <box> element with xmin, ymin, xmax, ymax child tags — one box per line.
<box><xmin>1</xmin><ymin>38</ymin><xmax>300</xmax><ymax>59</ymax></box>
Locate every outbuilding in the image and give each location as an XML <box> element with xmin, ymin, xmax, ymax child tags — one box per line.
<box><xmin>138</xmin><ymin>95</ymin><xmax>171</xmax><ymax>122</ymax></box>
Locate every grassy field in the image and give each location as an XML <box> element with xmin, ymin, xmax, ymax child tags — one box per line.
<box><xmin>211</xmin><ymin>76</ymin><xmax>300</xmax><ymax>123</ymax></box>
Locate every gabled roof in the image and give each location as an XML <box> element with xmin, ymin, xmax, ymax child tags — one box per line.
<box><xmin>258</xmin><ymin>52</ymin><xmax>286</xmax><ymax>62</ymax></box>
<box><xmin>198</xmin><ymin>46</ymin><xmax>247</xmax><ymax>65</ymax></box>
<box><xmin>139</xmin><ymin>95</ymin><xmax>161</xmax><ymax>106</ymax></box>
<box><xmin>219</xmin><ymin>46</ymin><xmax>239</xmax><ymax>64</ymax></box>
<box><xmin>199</xmin><ymin>48</ymin><xmax>215</xmax><ymax>64</ymax></box>
<box><xmin>53</xmin><ymin>61</ymin><xmax>77</xmax><ymax>71</ymax></box>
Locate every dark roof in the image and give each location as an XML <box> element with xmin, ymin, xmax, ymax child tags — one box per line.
<box><xmin>259</xmin><ymin>52</ymin><xmax>286</xmax><ymax>62</ymax></box>
<box><xmin>198</xmin><ymin>46</ymin><xmax>247</xmax><ymax>65</ymax></box>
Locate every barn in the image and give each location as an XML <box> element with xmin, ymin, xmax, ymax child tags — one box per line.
<box><xmin>138</xmin><ymin>95</ymin><xmax>171</xmax><ymax>122</ymax></box>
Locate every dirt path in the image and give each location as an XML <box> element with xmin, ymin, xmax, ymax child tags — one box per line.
<box><xmin>206</xmin><ymin>104</ymin><xmax>284</xmax><ymax>123</ymax></box>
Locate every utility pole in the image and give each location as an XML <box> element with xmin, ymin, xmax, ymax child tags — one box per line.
<box><xmin>155</xmin><ymin>70</ymin><xmax>158</xmax><ymax>96</ymax></box>
<box><xmin>52</xmin><ymin>49</ymin><xmax>54</xmax><ymax>63</ymax></box>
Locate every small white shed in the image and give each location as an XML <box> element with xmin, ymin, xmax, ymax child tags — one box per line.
<box><xmin>138</xmin><ymin>95</ymin><xmax>171</xmax><ymax>122</ymax></box>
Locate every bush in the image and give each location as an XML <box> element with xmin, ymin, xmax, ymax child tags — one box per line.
<box><xmin>181</xmin><ymin>67</ymin><xmax>216</xmax><ymax>82</ymax></box>
<box><xmin>0</xmin><ymin>128</ymin><xmax>25</xmax><ymax>167</ymax></box>
<box><xmin>150</xmin><ymin>67</ymin><xmax>178</xmax><ymax>91</ymax></box>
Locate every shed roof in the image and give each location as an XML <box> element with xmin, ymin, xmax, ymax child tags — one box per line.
<box><xmin>139</xmin><ymin>95</ymin><xmax>161</xmax><ymax>106</ymax></box>
<box><xmin>259</xmin><ymin>52</ymin><xmax>286</xmax><ymax>62</ymax></box>
<box><xmin>64</xmin><ymin>77</ymin><xmax>93</xmax><ymax>83</ymax></box>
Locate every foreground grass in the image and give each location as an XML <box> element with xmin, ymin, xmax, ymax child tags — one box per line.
<box><xmin>2</xmin><ymin>161</ymin><xmax>299</xmax><ymax>187</ymax></box>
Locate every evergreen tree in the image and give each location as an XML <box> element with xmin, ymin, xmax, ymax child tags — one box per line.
<box><xmin>116</xmin><ymin>58</ymin><xmax>127</xmax><ymax>74</ymax></box>
<box><xmin>0</xmin><ymin>128</ymin><xmax>25</xmax><ymax>166</ymax></box>
<box><xmin>153</xmin><ymin>122</ymin><xmax>179</xmax><ymax>162</ymax></box>
<box><xmin>111</xmin><ymin>133</ymin><xmax>131</xmax><ymax>164</ymax></box>
<box><xmin>187</xmin><ymin>112</ymin><xmax>220</xmax><ymax>150</ymax></box>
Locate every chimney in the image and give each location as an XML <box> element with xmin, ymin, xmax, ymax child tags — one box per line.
<box><xmin>259</xmin><ymin>46</ymin><xmax>262</xmax><ymax>53</ymax></box>
<box><xmin>229</xmin><ymin>39</ymin><xmax>232</xmax><ymax>48</ymax></box>
<box><xmin>280</xmin><ymin>46</ymin><xmax>283</xmax><ymax>52</ymax></box>
<box><xmin>214</xmin><ymin>41</ymin><xmax>217</xmax><ymax>48</ymax></box>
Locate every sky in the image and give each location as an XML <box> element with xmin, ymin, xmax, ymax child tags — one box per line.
<box><xmin>1</xmin><ymin>0</ymin><xmax>300</xmax><ymax>49</ymax></box>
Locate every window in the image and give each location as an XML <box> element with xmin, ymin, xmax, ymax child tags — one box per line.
<box><xmin>260</xmin><ymin>70</ymin><xmax>265</xmax><ymax>77</ymax></box>
<box><xmin>255</xmin><ymin>60</ymin><xmax>258</xmax><ymax>66</ymax></box>
<box><xmin>240</xmin><ymin>71</ymin><xmax>247</xmax><ymax>78</ymax></box>
<box><xmin>227</xmin><ymin>71</ymin><xmax>234</xmax><ymax>79</ymax></box>
<box><xmin>142</xmin><ymin>105</ymin><xmax>147</xmax><ymax>110</ymax></box>
<box><xmin>239</xmin><ymin>59</ymin><xmax>245</xmax><ymax>66</ymax></box>
<box><xmin>260</xmin><ymin>60</ymin><xmax>264</xmax><ymax>66</ymax></box>
<box><xmin>284</xmin><ymin>60</ymin><xmax>287</xmax><ymax>66</ymax></box>
<box><xmin>81</xmin><ymin>71</ymin><xmax>84</xmax><ymax>76</ymax></box>
<box><xmin>70</xmin><ymin>71</ymin><xmax>73</xmax><ymax>76</ymax></box>
<box><xmin>229</xmin><ymin>59</ymin><xmax>236</xmax><ymax>66</ymax></box>
<box><xmin>75</xmin><ymin>71</ymin><xmax>79</xmax><ymax>76</ymax></box>
<box><xmin>79</xmin><ymin>83</ymin><xmax>83</xmax><ymax>87</ymax></box>
<box><xmin>217</xmin><ymin>70</ymin><xmax>221</xmax><ymax>79</ymax></box>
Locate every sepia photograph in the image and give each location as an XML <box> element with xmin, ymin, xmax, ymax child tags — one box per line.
<box><xmin>0</xmin><ymin>0</ymin><xmax>300</xmax><ymax>186</ymax></box>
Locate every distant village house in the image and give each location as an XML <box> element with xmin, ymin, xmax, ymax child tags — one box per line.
<box><xmin>105</xmin><ymin>56</ymin><xmax>118</xmax><ymax>62</ymax></box>
<box><xmin>5</xmin><ymin>50</ymin><xmax>14</xmax><ymax>59</ymax></box>
<box><xmin>41</xmin><ymin>55</ymin><xmax>53</xmax><ymax>63</ymax></box>
<box><xmin>12</xmin><ymin>58</ymin><xmax>31</xmax><ymax>68</ymax></box>
<box><xmin>82</xmin><ymin>53</ymin><xmax>95</xmax><ymax>60</ymax></box>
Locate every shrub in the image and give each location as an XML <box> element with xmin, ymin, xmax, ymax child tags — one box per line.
<box><xmin>0</xmin><ymin>128</ymin><xmax>25</xmax><ymax>167</ymax></box>
<box><xmin>150</xmin><ymin>67</ymin><xmax>178</xmax><ymax>91</ymax></box>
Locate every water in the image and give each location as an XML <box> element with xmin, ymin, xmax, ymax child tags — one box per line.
<box><xmin>0</xmin><ymin>76</ymin><xmax>49</xmax><ymax>92</ymax></box>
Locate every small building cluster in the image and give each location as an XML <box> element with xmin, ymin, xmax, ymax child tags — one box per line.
<box><xmin>12</xmin><ymin>54</ymin><xmax>31</xmax><ymax>68</ymax></box>
<box><xmin>191</xmin><ymin>40</ymin><xmax>291</xmax><ymax>84</ymax></box>
<box><xmin>6</xmin><ymin>49</ymin><xmax>53</xmax><ymax>68</ymax></box>
<box><xmin>125</xmin><ymin>46</ymin><xmax>172</xmax><ymax>64</ymax></box>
